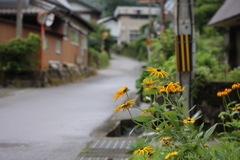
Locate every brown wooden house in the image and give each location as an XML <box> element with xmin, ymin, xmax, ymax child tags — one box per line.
<box><xmin>208</xmin><ymin>0</ymin><xmax>240</xmax><ymax>68</ymax></box>
<box><xmin>0</xmin><ymin>0</ymin><xmax>94</xmax><ymax>86</ymax></box>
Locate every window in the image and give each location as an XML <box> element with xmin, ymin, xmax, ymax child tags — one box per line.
<box><xmin>71</xmin><ymin>29</ymin><xmax>79</xmax><ymax>45</ymax></box>
<box><xmin>130</xmin><ymin>30</ymin><xmax>140</xmax><ymax>41</ymax></box>
<box><xmin>81</xmin><ymin>35</ymin><xmax>88</xmax><ymax>56</ymax></box>
<box><xmin>55</xmin><ymin>41</ymin><xmax>61</xmax><ymax>54</ymax></box>
<box><xmin>63</xmin><ymin>23</ymin><xmax>68</xmax><ymax>38</ymax></box>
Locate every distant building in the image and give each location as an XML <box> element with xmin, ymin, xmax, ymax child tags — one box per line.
<box><xmin>97</xmin><ymin>16</ymin><xmax>118</xmax><ymax>42</ymax></box>
<box><xmin>114</xmin><ymin>6</ymin><xmax>160</xmax><ymax>44</ymax></box>
<box><xmin>67</xmin><ymin>0</ymin><xmax>101</xmax><ymax>22</ymax></box>
<box><xmin>208</xmin><ymin>0</ymin><xmax>240</xmax><ymax>68</ymax></box>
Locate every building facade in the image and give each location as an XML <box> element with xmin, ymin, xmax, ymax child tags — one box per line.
<box><xmin>114</xmin><ymin>6</ymin><xmax>160</xmax><ymax>44</ymax></box>
<box><xmin>0</xmin><ymin>0</ymin><xmax>93</xmax><ymax>70</ymax></box>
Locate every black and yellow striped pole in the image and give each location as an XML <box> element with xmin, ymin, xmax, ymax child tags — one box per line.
<box><xmin>175</xmin><ymin>34</ymin><xmax>192</xmax><ymax>72</ymax></box>
<box><xmin>174</xmin><ymin>0</ymin><xmax>196</xmax><ymax>116</ymax></box>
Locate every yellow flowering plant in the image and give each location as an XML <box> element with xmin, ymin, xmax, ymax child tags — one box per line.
<box><xmin>217</xmin><ymin>83</ymin><xmax>240</xmax><ymax>135</ymax></box>
<box><xmin>113</xmin><ymin>67</ymin><xmax>218</xmax><ymax>160</ymax></box>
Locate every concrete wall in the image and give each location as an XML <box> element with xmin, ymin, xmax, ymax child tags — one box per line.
<box><xmin>117</xmin><ymin>15</ymin><xmax>154</xmax><ymax>44</ymax></box>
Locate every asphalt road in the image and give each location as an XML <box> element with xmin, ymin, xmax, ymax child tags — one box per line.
<box><xmin>0</xmin><ymin>54</ymin><xmax>145</xmax><ymax>160</ymax></box>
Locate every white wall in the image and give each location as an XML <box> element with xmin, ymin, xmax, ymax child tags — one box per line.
<box><xmin>102</xmin><ymin>20</ymin><xmax>118</xmax><ymax>38</ymax></box>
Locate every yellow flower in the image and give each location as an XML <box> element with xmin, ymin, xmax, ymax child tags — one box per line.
<box><xmin>217</xmin><ymin>88</ymin><xmax>232</xmax><ymax>97</ymax></box>
<box><xmin>145</xmin><ymin>150</ymin><xmax>156</xmax><ymax>158</ymax></box>
<box><xmin>158</xmin><ymin>82</ymin><xmax>185</xmax><ymax>93</ymax></box>
<box><xmin>232</xmin><ymin>106</ymin><xmax>240</xmax><ymax>111</ymax></box>
<box><xmin>141</xmin><ymin>78</ymin><xmax>158</xmax><ymax>85</ymax></box>
<box><xmin>165</xmin><ymin>142</ymin><xmax>174</xmax><ymax>146</ymax></box>
<box><xmin>183</xmin><ymin>117</ymin><xmax>195</xmax><ymax>123</ymax></box>
<box><xmin>144</xmin><ymin>85</ymin><xmax>157</xmax><ymax>92</ymax></box>
<box><xmin>114</xmin><ymin>99</ymin><xmax>135</xmax><ymax>112</ymax></box>
<box><xmin>169</xmin><ymin>124</ymin><xmax>174</xmax><ymax>128</ymax></box>
<box><xmin>204</xmin><ymin>144</ymin><xmax>209</xmax><ymax>147</ymax></box>
<box><xmin>156</xmin><ymin>128</ymin><xmax>160</xmax><ymax>131</ymax></box>
<box><xmin>225</xmin><ymin>88</ymin><xmax>232</xmax><ymax>93</ymax></box>
<box><xmin>232</xmin><ymin>83</ymin><xmax>240</xmax><ymax>89</ymax></box>
<box><xmin>165</xmin><ymin>151</ymin><xmax>178</xmax><ymax>159</ymax></box>
<box><xmin>114</xmin><ymin>86</ymin><xmax>128</xmax><ymax>102</ymax></box>
<box><xmin>132</xmin><ymin>146</ymin><xmax>153</xmax><ymax>157</ymax></box>
<box><xmin>146</xmin><ymin>67</ymin><xmax>170</xmax><ymax>78</ymax></box>
<box><xmin>160</xmin><ymin>137</ymin><xmax>171</xmax><ymax>143</ymax></box>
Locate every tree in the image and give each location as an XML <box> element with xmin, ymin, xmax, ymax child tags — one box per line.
<box><xmin>194</xmin><ymin>0</ymin><xmax>224</xmax><ymax>33</ymax></box>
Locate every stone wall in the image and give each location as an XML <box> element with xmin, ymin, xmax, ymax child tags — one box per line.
<box><xmin>1</xmin><ymin>65</ymin><xmax>96</xmax><ymax>88</ymax></box>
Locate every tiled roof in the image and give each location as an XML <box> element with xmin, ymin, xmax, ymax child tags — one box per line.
<box><xmin>0</xmin><ymin>0</ymin><xmax>56</xmax><ymax>14</ymax></box>
<box><xmin>208</xmin><ymin>0</ymin><xmax>240</xmax><ymax>26</ymax></box>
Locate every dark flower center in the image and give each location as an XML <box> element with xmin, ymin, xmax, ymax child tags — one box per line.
<box><xmin>157</xmin><ymin>69</ymin><xmax>161</xmax><ymax>72</ymax></box>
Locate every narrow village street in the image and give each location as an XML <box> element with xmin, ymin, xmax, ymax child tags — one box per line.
<box><xmin>0</xmin><ymin>54</ymin><xmax>145</xmax><ymax>160</ymax></box>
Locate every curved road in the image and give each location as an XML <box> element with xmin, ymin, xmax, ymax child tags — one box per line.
<box><xmin>0</xmin><ymin>54</ymin><xmax>144</xmax><ymax>160</ymax></box>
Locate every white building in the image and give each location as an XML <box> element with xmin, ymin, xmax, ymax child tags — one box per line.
<box><xmin>97</xmin><ymin>16</ymin><xmax>118</xmax><ymax>42</ymax></box>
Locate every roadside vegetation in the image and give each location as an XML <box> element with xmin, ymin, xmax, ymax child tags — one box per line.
<box><xmin>88</xmin><ymin>21</ymin><xmax>114</xmax><ymax>69</ymax></box>
<box><xmin>108</xmin><ymin>0</ymin><xmax>240</xmax><ymax>159</ymax></box>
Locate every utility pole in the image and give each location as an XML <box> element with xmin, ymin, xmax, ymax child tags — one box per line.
<box><xmin>16</xmin><ymin>0</ymin><xmax>23</xmax><ymax>37</ymax></box>
<box><xmin>174</xmin><ymin>0</ymin><xmax>196</xmax><ymax>116</ymax></box>
<box><xmin>161</xmin><ymin>0</ymin><xmax>165</xmax><ymax>33</ymax></box>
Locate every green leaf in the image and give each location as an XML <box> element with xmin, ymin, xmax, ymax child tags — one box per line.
<box><xmin>214</xmin><ymin>150</ymin><xmax>228</xmax><ymax>160</ymax></box>
<box><xmin>218</xmin><ymin>111</ymin><xmax>227</xmax><ymax>117</ymax></box>
<box><xmin>196</xmin><ymin>131</ymin><xmax>203</xmax><ymax>138</ymax></box>
<box><xmin>181</xmin><ymin>105</ymin><xmax>187</xmax><ymax>113</ymax></box>
<box><xmin>129</xmin><ymin>124</ymin><xmax>140</xmax><ymax>136</ymax></box>
<box><xmin>231</xmin><ymin>110</ymin><xmax>239</xmax><ymax>116</ymax></box>
<box><xmin>152</xmin><ymin>102</ymin><xmax>159</xmax><ymax>108</ymax></box>
<box><xmin>177</xmin><ymin>95</ymin><xmax>188</xmax><ymax>104</ymax></box>
<box><xmin>227</xmin><ymin>101</ymin><xmax>237</xmax><ymax>107</ymax></box>
<box><xmin>156</xmin><ymin>123</ymin><xmax>165</xmax><ymax>130</ymax></box>
<box><xmin>188</xmin><ymin>105</ymin><xmax>196</xmax><ymax>113</ymax></box>
<box><xmin>159</xmin><ymin>104</ymin><xmax>171</xmax><ymax>109</ymax></box>
<box><xmin>132</xmin><ymin>116</ymin><xmax>154</xmax><ymax>122</ymax></box>
<box><xmin>144</xmin><ymin>89</ymin><xmax>158</xmax><ymax>95</ymax></box>
<box><xmin>202</xmin><ymin>123</ymin><xmax>218</xmax><ymax>143</ymax></box>
<box><xmin>195</xmin><ymin>115</ymin><xmax>202</xmax><ymax>121</ymax></box>
<box><xmin>163</xmin><ymin>111</ymin><xmax>179</xmax><ymax>128</ymax></box>
<box><xmin>199</xmin><ymin>122</ymin><xmax>204</xmax><ymax>132</ymax></box>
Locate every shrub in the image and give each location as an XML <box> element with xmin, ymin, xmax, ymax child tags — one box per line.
<box><xmin>0</xmin><ymin>33</ymin><xmax>40</xmax><ymax>72</ymax></box>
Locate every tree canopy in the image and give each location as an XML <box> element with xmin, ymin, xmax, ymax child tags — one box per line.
<box><xmin>194</xmin><ymin>0</ymin><xmax>224</xmax><ymax>33</ymax></box>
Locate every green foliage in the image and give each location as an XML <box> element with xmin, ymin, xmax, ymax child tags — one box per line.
<box><xmin>194</xmin><ymin>0</ymin><xmax>224</xmax><ymax>33</ymax></box>
<box><xmin>212</xmin><ymin>84</ymin><xmax>240</xmax><ymax>159</ymax></box>
<box><xmin>88</xmin><ymin>21</ymin><xmax>114</xmax><ymax>68</ymax></box>
<box><xmin>111</xmin><ymin>37</ymin><xmax>148</xmax><ymax>61</ymax></box>
<box><xmin>98</xmin><ymin>51</ymin><xmax>109</xmax><ymax>69</ymax></box>
<box><xmin>191</xmin><ymin>74</ymin><xmax>207</xmax><ymax>99</ymax></box>
<box><xmin>88</xmin><ymin>48</ymin><xmax>109</xmax><ymax>69</ymax></box>
<box><xmin>226</xmin><ymin>67</ymin><xmax>240</xmax><ymax>82</ymax></box>
<box><xmin>0</xmin><ymin>33</ymin><xmax>40</xmax><ymax>72</ymax></box>
<box><xmin>118</xmin><ymin>72</ymin><xmax>217</xmax><ymax>159</ymax></box>
<box><xmin>127</xmin><ymin>138</ymin><xmax>149</xmax><ymax>154</ymax></box>
<box><xmin>136</xmin><ymin>29</ymin><xmax>176</xmax><ymax>98</ymax></box>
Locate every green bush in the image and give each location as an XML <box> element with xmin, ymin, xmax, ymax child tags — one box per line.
<box><xmin>0</xmin><ymin>33</ymin><xmax>40</xmax><ymax>72</ymax></box>
<box><xmin>88</xmin><ymin>20</ymin><xmax>114</xmax><ymax>68</ymax></box>
<box><xmin>98</xmin><ymin>51</ymin><xmax>109</xmax><ymax>69</ymax></box>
